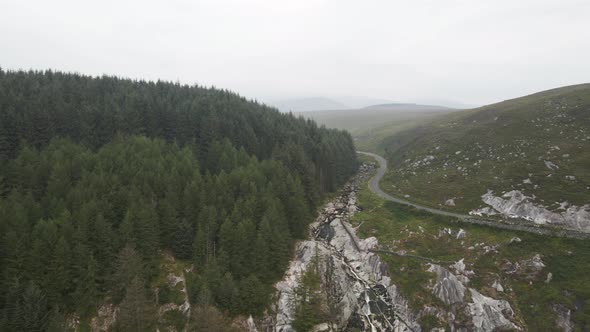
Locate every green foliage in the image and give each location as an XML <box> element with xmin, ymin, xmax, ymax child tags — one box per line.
<box><xmin>159</xmin><ymin>309</ymin><xmax>186</xmax><ymax>332</ymax></box>
<box><xmin>292</xmin><ymin>248</ymin><xmax>327</xmax><ymax>332</ymax></box>
<box><xmin>188</xmin><ymin>305</ymin><xmax>240</xmax><ymax>332</ymax></box>
<box><xmin>0</xmin><ymin>69</ymin><xmax>358</xmax><ymax>325</ymax></box>
<box><xmin>157</xmin><ymin>283</ymin><xmax>184</xmax><ymax>306</ymax></box>
<box><xmin>116</xmin><ymin>277</ymin><xmax>157</xmax><ymax>332</ymax></box>
<box><xmin>418</xmin><ymin>313</ymin><xmax>441</xmax><ymax>330</ymax></box>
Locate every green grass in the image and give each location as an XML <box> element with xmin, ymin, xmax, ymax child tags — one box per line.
<box><xmin>376</xmin><ymin>84</ymin><xmax>590</xmax><ymax>213</ymax></box>
<box><xmin>297</xmin><ymin>106</ymin><xmax>457</xmax><ymax>153</ymax></box>
<box><xmin>354</xmin><ymin>115</ymin><xmax>447</xmax><ymax>153</ymax></box>
<box><xmin>352</xmin><ymin>177</ymin><xmax>590</xmax><ymax>330</ymax></box>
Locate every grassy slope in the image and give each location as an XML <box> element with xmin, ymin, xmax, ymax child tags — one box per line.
<box><xmin>351</xmin><ymin>173</ymin><xmax>590</xmax><ymax>330</ymax></box>
<box><xmin>297</xmin><ymin>106</ymin><xmax>457</xmax><ymax>152</ymax></box>
<box><xmin>379</xmin><ymin>84</ymin><xmax>590</xmax><ymax>212</ymax></box>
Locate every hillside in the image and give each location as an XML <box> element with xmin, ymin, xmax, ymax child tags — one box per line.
<box><xmin>0</xmin><ymin>69</ymin><xmax>358</xmax><ymax>331</ymax></box>
<box><xmin>351</xmin><ymin>176</ymin><xmax>590</xmax><ymax>330</ymax></box>
<box><xmin>298</xmin><ymin>104</ymin><xmax>457</xmax><ymax>152</ymax></box>
<box><xmin>379</xmin><ymin>84</ymin><xmax>590</xmax><ymax>231</ymax></box>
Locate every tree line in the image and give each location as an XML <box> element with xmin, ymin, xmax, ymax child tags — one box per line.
<box><xmin>0</xmin><ymin>69</ymin><xmax>358</xmax><ymax>331</ymax></box>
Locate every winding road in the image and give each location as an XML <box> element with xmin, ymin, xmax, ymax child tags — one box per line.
<box><xmin>357</xmin><ymin>151</ymin><xmax>590</xmax><ymax>240</ymax></box>
<box><xmin>358</xmin><ymin>151</ymin><xmax>468</xmax><ymax>219</ymax></box>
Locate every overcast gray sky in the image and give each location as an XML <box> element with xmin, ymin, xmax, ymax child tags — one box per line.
<box><xmin>1</xmin><ymin>0</ymin><xmax>589</xmax><ymax>105</ymax></box>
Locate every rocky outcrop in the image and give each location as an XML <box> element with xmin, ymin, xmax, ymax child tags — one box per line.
<box><xmin>471</xmin><ymin>190</ymin><xmax>590</xmax><ymax>232</ymax></box>
<box><xmin>272</xmin><ymin>164</ymin><xmax>420</xmax><ymax>332</ymax></box>
<box><xmin>427</xmin><ymin>264</ymin><xmax>466</xmax><ymax>305</ymax></box>
<box><xmin>159</xmin><ymin>268</ymin><xmax>191</xmax><ymax>318</ymax></box>
<box><xmin>491</xmin><ymin>280</ymin><xmax>504</xmax><ymax>292</ymax></box>
<box><xmin>272</xmin><ymin>164</ymin><xmax>524</xmax><ymax>332</ymax></box>
<box><xmin>90</xmin><ymin>304</ymin><xmax>118</xmax><ymax>332</ymax></box>
<box><xmin>274</xmin><ymin>241</ymin><xmax>335</xmax><ymax>329</ymax></box>
<box><xmin>468</xmin><ymin>289</ymin><xmax>517</xmax><ymax>331</ymax></box>
<box><xmin>544</xmin><ymin>160</ymin><xmax>559</xmax><ymax>170</ymax></box>
<box><xmin>553</xmin><ymin>304</ymin><xmax>573</xmax><ymax>332</ymax></box>
<box><xmin>425</xmin><ymin>259</ymin><xmax>517</xmax><ymax>331</ymax></box>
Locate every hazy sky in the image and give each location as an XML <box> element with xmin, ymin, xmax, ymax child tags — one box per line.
<box><xmin>1</xmin><ymin>0</ymin><xmax>589</xmax><ymax>105</ymax></box>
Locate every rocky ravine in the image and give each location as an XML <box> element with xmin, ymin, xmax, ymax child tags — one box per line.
<box><xmin>263</xmin><ymin>164</ymin><xmax>418</xmax><ymax>332</ymax></box>
<box><xmin>263</xmin><ymin>164</ymin><xmax>521</xmax><ymax>332</ymax></box>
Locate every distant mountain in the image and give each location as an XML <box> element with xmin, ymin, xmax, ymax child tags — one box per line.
<box><xmin>270</xmin><ymin>96</ymin><xmax>401</xmax><ymax>112</ymax></box>
<box><xmin>270</xmin><ymin>96</ymin><xmax>474</xmax><ymax>112</ymax></box>
<box><xmin>332</xmin><ymin>96</ymin><xmax>394</xmax><ymax>109</ymax></box>
<box><xmin>364</xmin><ymin>103</ymin><xmax>452</xmax><ymax>111</ymax></box>
<box><xmin>270</xmin><ymin>97</ymin><xmax>348</xmax><ymax>112</ymax></box>
<box><xmin>407</xmin><ymin>98</ymin><xmax>479</xmax><ymax>109</ymax></box>
<box><xmin>380</xmin><ymin>83</ymin><xmax>590</xmax><ymax>232</ymax></box>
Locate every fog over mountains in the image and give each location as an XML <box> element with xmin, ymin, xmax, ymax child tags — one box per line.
<box><xmin>269</xmin><ymin>96</ymin><xmax>476</xmax><ymax>112</ymax></box>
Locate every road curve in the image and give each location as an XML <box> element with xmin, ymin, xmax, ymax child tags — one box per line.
<box><xmin>357</xmin><ymin>151</ymin><xmax>468</xmax><ymax>219</ymax></box>
<box><xmin>356</xmin><ymin>151</ymin><xmax>590</xmax><ymax>240</ymax></box>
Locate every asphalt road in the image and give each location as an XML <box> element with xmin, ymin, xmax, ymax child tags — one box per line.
<box><xmin>357</xmin><ymin>151</ymin><xmax>468</xmax><ymax>219</ymax></box>
<box><xmin>356</xmin><ymin>151</ymin><xmax>590</xmax><ymax>239</ymax></box>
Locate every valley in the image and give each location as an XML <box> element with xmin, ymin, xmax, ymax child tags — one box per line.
<box><xmin>275</xmin><ymin>84</ymin><xmax>590</xmax><ymax>331</ymax></box>
<box><xmin>296</xmin><ymin>104</ymin><xmax>457</xmax><ymax>153</ymax></box>
<box><xmin>266</xmin><ymin>151</ymin><xmax>589</xmax><ymax>331</ymax></box>
<box><xmin>2</xmin><ymin>1</ymin><xmax>588</xmax><ymax>331</ymax></box>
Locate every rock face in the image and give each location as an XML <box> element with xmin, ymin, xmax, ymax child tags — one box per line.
<box><xmin>427</xmin><ymin>264</ymin><xmax>466</xmax><ymax>305</ymax></box>
<box><xmin>468</xmin><ymin>289</ymin><xmax>517</xmax><ymax>331</ymax></box>
<box><xmin>272</xmin><ymin>165</ymin><xmax>420</xmax><ymax>332</ymax></box>
<box><xmin>425</xmin><ymin>260</ymin><xmax>518</xmax><ymax>331</ymax></box>
<box><xmin>274</xmin><ymin>241</ymin><xmax>337</xmax><ymax>329</ymax></box>
<box><xmin>472</xmin><ymin>190</ymin><xmax>590</xmax><ymax>232</ymax></box>
<box><xmin>544</xmin><ymin>160</ymin><xmax>559</xmax><ymax>170</ymax></box>
<box><xmin>491</xmin><ymin>280</ymin><xmax>504</xmax><ymax>292</ymax></box>
<box><xmin>553</xmin><ymin>304</ymin><xmax>573</xmax><ymax>332</ymax></box>
<box><xmin>90</xmin><ymin>304</ymin><xmax>118</xmax><ymax>331</ymax></box>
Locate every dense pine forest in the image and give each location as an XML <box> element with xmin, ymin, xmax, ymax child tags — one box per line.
<box><xmin>0</xmin><ymin>69</ymin><xmax>358</xmax><ymax>331</ymax></box>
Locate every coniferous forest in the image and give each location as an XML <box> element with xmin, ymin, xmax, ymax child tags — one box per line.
<box><xmin>0</xmin><ymin>69</ymin><xmax>358</xmax><ymax>331</ymax></box>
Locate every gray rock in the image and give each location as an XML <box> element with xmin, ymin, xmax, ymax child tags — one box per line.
<box><xmin>552</xmin><ymin>304</ymin><xmax>573</xmax><ymax>332</ymax></box>
<box><xmin>90</xmin><ymin>304</ymin><xmax>118</xmax><ymax>332</ymax></box>
<box><xmin>427</xmin><ymin>264</ymin><xmax>466</xmax><ymax>305</ymax></box>
<box><xmin>274</xmin><ymin>241</ymin><xmax>334</xmax><ymax>331</ymax></box>
<box><xmin>491</xmin><ymin>280</ymin><xmax>504</xmax><ymax>292</ymax></box>
<box><xmin>545</xmin><ymin>272</ymin><xmax>553</xmax><ymax>283</ymax></box>
<box><xmin>509</xmin><ymin>237</ymin><xmax>522</xmax><ymax>244</ymax></box>
<box><xmin>246</xmin><ymin>316</ymin><xmax>258</xmax><ymax>332</ymax></box>
<box><xmin>544</xmin><ymin>160</ymin><xmax>559</xmax><ymax>170</ymax></box>
<box><xmin>456</xmin><ymin>229</ymin><xmax>466</xmax><ymax>239</ymax></box>
<box><xmin>468</xmin><ymin>289</ymin><xmax>517</xmax><ymax>331</ymax></box>
<box><xmin>450</xmin><ymin>259</ymin><xmax>466</xmax><ymax>274</ymax></box>
<box><xmin>475</xmin><ymin>190</ymin><xmax>590</xmax><ymax>232</ymax></box>
<box><xmin>469</xmin><ymin>207</ymin><xmax>498</xmax><ymax>217</ymax></box>
<box><xmin>273</xmin><ymin>174</ymin><xmax>420</xmax><ymax>331</ymax></box>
